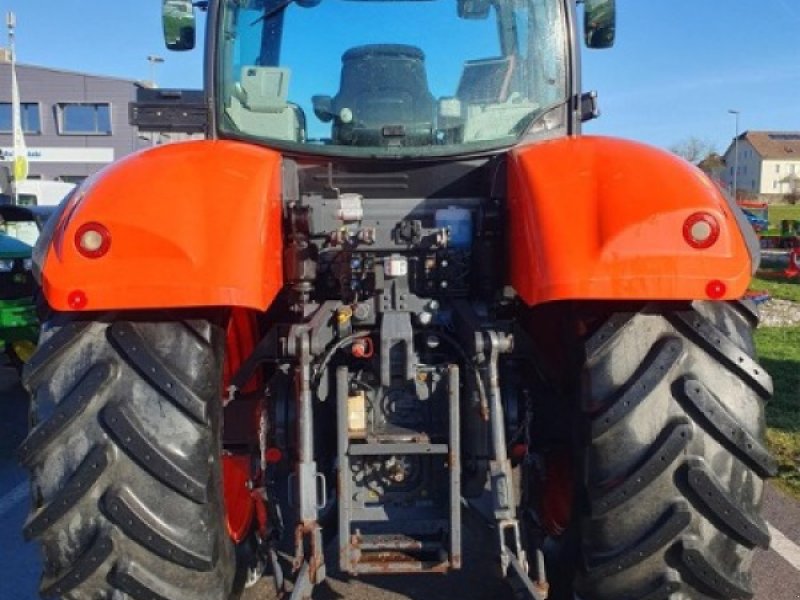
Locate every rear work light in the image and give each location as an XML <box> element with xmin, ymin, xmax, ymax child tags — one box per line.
<box><xmin>683</xmin><ymin>212</ymin><xmax>720</xmax><ymax>249</ymax></box>
<box><xmin>75</xmin><ymin>222</ymin><xmax>111</xmax><ymax>258</ymax></box>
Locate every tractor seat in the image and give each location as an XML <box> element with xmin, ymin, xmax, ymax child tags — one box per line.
<box><xmin>330</xmin><ymin>44</ymin><xmax>435</xmax><ymax>146</ymax></box>
<box><xmin>228</xmin><ymin>66</ymin><xmax>305</xmax><ymax>142</ymax></box>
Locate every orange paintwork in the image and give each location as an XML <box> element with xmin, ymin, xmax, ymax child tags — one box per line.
<box><xmin>41</xmin><ymin>140</ymin><xmax>284</xmax><ymax>311</ymax></box>
<box><xmin>508</xmin><ymin>136</ymin><xmax>752</xmax><ymax>306</ymax></box>
<box><xmin>222</xmin><ymin>454</ymin><xmax>255</xmax><ymax>544</ymax></box>
<box><xmin>223</xmin><ymin>308</ymin><xmax>263</xmax><ymax>395</ymax></box>
<box><xmin>222</xmin><ymin>308</ymin><xmax>264</xmax><ymax>447</ymax></box>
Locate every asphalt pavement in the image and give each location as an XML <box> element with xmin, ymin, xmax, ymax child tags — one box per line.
<box><xmin>1</xmin><ymin>371</ymin><xmax>798</xmax><ymax>600</ymax></box>
<box><xmin>0</xmin><ymin>372</ymin><xmax>42</xmax><ymax>600</ymax></box>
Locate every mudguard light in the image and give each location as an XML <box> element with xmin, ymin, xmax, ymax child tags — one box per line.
<box><xmin>683</xmin><ymin>212</ymin><xmax>720</xmax><ymax>249</ymax></box>
<box><xmin>75</xmin><ymin>222</ymin><xmax>111</xmax><ymax>258</ymax></box>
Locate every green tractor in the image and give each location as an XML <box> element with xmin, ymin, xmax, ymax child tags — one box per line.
<box><xmin>0</xmin><ymin>205</ymin><xmax>44</xmax><ymax>369</ymax></box>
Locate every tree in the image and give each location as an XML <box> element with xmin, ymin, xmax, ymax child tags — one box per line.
<box><xmin>697</xmin><ymin>152</ymin><xmax>725</xmax><ymax>176</ymax></box>
<box><xmin>781</xmin><ymin>173</ymin><xmax>800</xmax><ymax>205</ymax></box>
<box><xmin>669</xmin><ymin>137</ymin><xmax>717</xmax><ymax>164</ymax></box>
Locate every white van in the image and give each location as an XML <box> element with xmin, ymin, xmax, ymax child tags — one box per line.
<box><xmin>13</xmin><ymin>180</ymin><xmax>76</xmax><ymax>207</ymax></box>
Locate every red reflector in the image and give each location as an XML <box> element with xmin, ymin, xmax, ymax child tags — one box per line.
<box><xmin>75</xmin><ymin>222</ymin><xmax>111</xmax><ymax>258</ymax></box>
<box><xmin>511</xmin><ymin>444</ymin><xmax>527</xmax><ymax>461</ymax></box>
<box><xmin>351</xmin><ymin>337</ymin><xmax>374</xmax><ymax>359</ymax></box>
<box><xmin>683</xmin><ymin>212</ymin><xmax>720</xmax><ymax>249</ymax></box>
<box><xmin>68</xmin><ymin>290</ymin><xmax>88</xmax><ymax>310</ymax></box>
<box><xmin>265</xmin><ymin>447</ymin><xmax>283</xmax><ymax>464</ymax></box>
<box><xmin>706</xmin><ymin>280</ymin><xmax>727</xmax><ymax>299</ymax></box>
<box><xmin>786</xmin><ymin>248</ymin><xmax>800</xmax><ymax>278</ymax></box>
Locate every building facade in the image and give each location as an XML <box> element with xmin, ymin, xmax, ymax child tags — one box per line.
<box><xmin>0</xmin><ymin>59</ymin><xmax>149</xmax><ymax>185</ymax></box>
<box><xmin>722</xmin><ymin>131</ymin><xmax>800</xmax><ymax>201</ymax></box>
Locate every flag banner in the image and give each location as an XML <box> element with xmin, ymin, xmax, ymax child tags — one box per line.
<box><xmin>11</xmin><ymin>51</ymin><xmax>28</xmax><ymax>182</ymax></box>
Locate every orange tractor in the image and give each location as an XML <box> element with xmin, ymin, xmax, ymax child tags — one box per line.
<box><xmin>21</xmin><ymin>1</ymin><xmax>773</xmax><ymax>599</ymax></box>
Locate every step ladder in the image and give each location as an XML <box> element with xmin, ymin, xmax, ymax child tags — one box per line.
<box><xmin>335</xmin><ymin>365</ymin><xmax>461</xmax><ymax>575</ymax></box>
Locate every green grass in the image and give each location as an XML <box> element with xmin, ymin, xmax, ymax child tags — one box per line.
<box><xmin>768</xmin><ymin>204</ymin><xmax>800</xmax><ymax>229</ymax></box>
<box><xmin>756</xmin><ymin>327</ymin><xmax>800</xmax><ymax>498</ymax></box>
<box><xmin>750</xmin><ymin>272</ymin><xmax>800</xmax><ymax>302</ymax></box>
<box><xmin>750</xmin><ymin>268</ymin><xmax>800</xmax><ymax>496</ymax></box>
<box><xmin>764</xmin><ymin>204</ymin><xmax>800</xmax><ymax>235</ymax></box>
<box><xmin>755</xmin><ymin>327</ymin><xmax>800</xmax><ymax>497</ymax></box>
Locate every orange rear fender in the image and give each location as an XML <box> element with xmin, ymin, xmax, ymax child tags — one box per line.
<box><xmin>41</xmin><ymin>140</ymin><xmax>284</xmax><ymax>312</ymax></box>
<box><xmin>508</xmin><ymin>136</ymin><xmax>753</xmax><ymax>306</ymax></box>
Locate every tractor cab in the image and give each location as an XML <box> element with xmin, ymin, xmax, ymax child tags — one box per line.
<box><xmin>164</xmin><ymin>0</ymin><xmax>615</xmax><ymax>156</ymax></box>
<box><xmin>19</xmin><ymin>3</ymin><xmax>773</xmax><ymax>600</ymax></box>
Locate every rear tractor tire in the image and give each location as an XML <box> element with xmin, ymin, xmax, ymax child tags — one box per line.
<box><xmin>19</xmin><ymin>312</ymin><xmax>235</xmax><ymax>600</ymax></box>
<box><xmin>575</xmin><ymin>301</ymin><xmax>775</xmax><ymax>600</ymax></box>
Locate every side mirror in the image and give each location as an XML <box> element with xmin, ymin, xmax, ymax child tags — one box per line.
<box><xmin>584</xmin><ymin>0</ymin><xmax>616</xmax><ymax>49</ymax></box>
<box><xmin>457</xmin><ymin>0</ymin><xmax>491</xmax><ymax>20</ymax></box>
<box><xmin>312</xmin><ymin>95</ymin><xmax>334</xmax><ymax>122</ymax></box>
<box><xmin>163</xmin><ymin>0</ymin><xmax>196</xmax><ymax>51</ymax></box>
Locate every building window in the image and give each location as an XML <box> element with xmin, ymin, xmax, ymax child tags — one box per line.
<box><xmin>58</xmin><ymin>175</ymin><xmax>87</xmax><ymax>185</ymax></box>
<box><xmin>776</xmin><ymin>164</ymin><xmax>781</xmax><ymax>174</ymax></box>
<box><xmin>57</xmin><ymin>103</ymin><xmax>112</xmax><ymax>135</ymax></box>
<box><xmin>0</xmin><ymin>102</ymin><xmax>42</xmax><ymax>134</ymax></box>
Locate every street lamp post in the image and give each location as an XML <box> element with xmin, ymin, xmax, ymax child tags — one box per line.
<box><xmin>728</xmin><ymin>109</ymin><xmax>740</xmax><ymax>200</ymax></box>
<box><xmin>146</xmin><ymin>55</ymin><xmax>165</xmax><ymax>147</ymax></box>
<box><xmin>147</xmin><ymin>55</ymin><xmax>165</xmax><ymax>88</ymax></box>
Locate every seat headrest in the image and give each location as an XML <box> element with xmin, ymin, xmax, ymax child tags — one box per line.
<box><xmin>342</xmin><ymin>44</ymin><xmax>425</xmax><ymax>63</ymax></box>
<box><xmin>238</xmin><ymin>67</ymin><xmax>290</xmax><ymax>113</ymax></box>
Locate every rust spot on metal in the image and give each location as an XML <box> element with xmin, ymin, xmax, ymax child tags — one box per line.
<box><xmin>448</xmin><ymin>451</ymin><xmax>458</xmax><ymax>469</ymax></box>
<box><xmin>535</xmin><ymin>581</ymin><xmax>550</xmax><ymax>598</ymax></box>
<box><xmin>356</xmin><ymin>552</ymin><xmax>451</xmax><ymax>574</ymax></box>
<box><xmin>298</xmin><ymin>520</ymin><xmax>318</xmax><ymax>532</ymax></box>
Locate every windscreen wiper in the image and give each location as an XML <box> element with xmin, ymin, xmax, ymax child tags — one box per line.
<box><xmin>251</xmin><ymin>0</ymin><xmax>296</xmax><ymax>25</ymax></box>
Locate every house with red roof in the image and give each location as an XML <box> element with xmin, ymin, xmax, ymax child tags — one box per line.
<box><xmin>722</xmin><ymin>131</ymin><xmax>800</xmax><ymax>201</ymax></box>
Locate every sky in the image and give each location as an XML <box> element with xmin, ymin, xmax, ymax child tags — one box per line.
<box><xmin>4</xmin><ymin>0</ymin><xmax>800</xmax><ymax>155</ymax></box>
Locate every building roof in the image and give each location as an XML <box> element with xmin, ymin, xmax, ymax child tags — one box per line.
<box><xmin>0</xmin><ymin>54</ymin><xmax>144</xmax><ymax>87</ymax></box>
<box><xmin>739</xmin><ymin>131</ymin><xmax>800</xmax><ymax>160</ymax></box>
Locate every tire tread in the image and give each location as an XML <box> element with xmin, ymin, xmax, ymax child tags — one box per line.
<box><xmin>23</xmin><ymin>445</ymin><xmax>110</xmax><ymax>540</ymax></box>
<box><xmin>584</xmin><ymin>502</ymin><xmax>692</xmax><ymax>581</ymax></box>
<box><xmin>22</xmin><ymin>313</ymin><xmax>233</xmax><ymax>600</ymax></box>
<box><xmin>39</xmin><ymin>534</ymin><xmax>114</xmax><ymax>598</ymax></box>
<box><xmin>577</xmin><ymin>303</ymin><xmax>772</xmax><ymax>600</ymax></box>
<box><xmin>102</xmin><ymin>401</ymin><xmax>208</xmax><ymax>503</ymax></box>
<box><xmin>685</xmin><ymin>458</ymin><xmax>770</xmax><ymax>549</ymax></box>
<box><xmin>590</xmin><ymin>419</ymin><xmax>692</xmax><ymax>516</ymax></box>
<box><xmin>103</xmin><ymin>487</ymin><xmax>215</xmax><ymax>571</ymax></box>
<box><xmin>108</xmin><ymin>321</ymin><xmax>208</xmax><ymax>423</ymax></box>
<box><xmin>678</xmin><ymin>378</ymin><xmax>777</xmax><ymax>478</ymax></box>
<box><xmin>18</xmin><ymin>362</ymin><xmax>114</xmax><ymax>467</ymax></box>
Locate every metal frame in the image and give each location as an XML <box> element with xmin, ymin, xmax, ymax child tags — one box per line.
<box><xmin>337</xmin><ymin>364</ymin><xmax>462</xmax><ymax>575</ymax></box>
